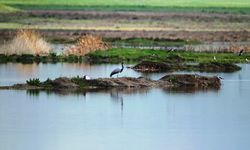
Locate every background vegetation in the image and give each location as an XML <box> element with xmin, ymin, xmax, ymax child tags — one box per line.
<box><xmin>0</xmin><ymin>0</ymin><xmax>250</xmax><ymax>13</ymax></box>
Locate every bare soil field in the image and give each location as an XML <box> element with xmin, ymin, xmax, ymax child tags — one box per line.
<box><xmin>0</xmin><ymin>29</ymin><xmax>249</xmax><ymax>42</ymax></box>
<box><xmin>20</xmin><ymin>10</ymin><xmax>250</xmax><ymax>21</ymax></box>
<box><xmin>0</xmin><ymin>10</ymin><xmax>249</xmax><ymax>42</ymax></box>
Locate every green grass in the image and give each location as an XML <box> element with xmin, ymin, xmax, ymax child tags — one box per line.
<box><xmin>1</xmin><ymin>48</ymin><xmax>250</xmax><ymax>64</ymax></box>
<box><xmin>0</xmin><ymin>0</ymin><xmax>250</xmax><ymax>14</ymax></box>
<box><xmin>0</xmin><ymin>4</ymin><xmax>19</xmax><ymax>13</ymax></box>
<box><xmin>1</xmin><ymin>0</ymin><xmax>249</xmax><ymax>8</ymax></box>
<box><xmin>88</xmin><ymin>48</ymin><xmax>250</xmax><ymax>63</ymax></box>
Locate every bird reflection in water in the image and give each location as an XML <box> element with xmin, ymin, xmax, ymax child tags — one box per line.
<box><xmin>110</xmin><ymin>89</ymin><xmax>124</xmax><ymax>116</ymax></box>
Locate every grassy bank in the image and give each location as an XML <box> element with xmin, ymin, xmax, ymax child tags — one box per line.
<box><xmin>6</xmin><ymin>5</ymin><xmax>250</xmax><ymax>14</ymax></box>
<box><xmin>0</xmin><ymin>4</ymin><xmax>19</xmax><ymax>13</ymax></box>
<box><xmin>88</xmin><ymin>48</ymin><xmax>250</xmax><ymax>63</ymax></box>
<box><xmin>0</xmin><ymin>48</ymin><xmax>249</xmax><ymax>64</ymax></box>
<box><xmin>0</xmin><ymin>53</ymin><xmax>84</xmax><ymax>63</ymax></box>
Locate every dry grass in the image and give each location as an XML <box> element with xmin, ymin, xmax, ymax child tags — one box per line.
<box><xmin>185</xmin><ymin>42</ymin><xmax>250</xmax><ymax>53</ymax></box>
<box><xmin>65</xmin><ymin>35</ymin><xmax>109</xmax><ymax>56</ymax></box>
<box><xmin>0</xmin><ymin>29</ymin><xmax>51</xmax><ymax>55</ymax></box>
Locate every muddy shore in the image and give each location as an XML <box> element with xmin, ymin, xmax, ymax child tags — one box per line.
<box><xmin>0</xmin><ymin>74</ymin><xmax>221</xmax><ymax>92</ymax></box>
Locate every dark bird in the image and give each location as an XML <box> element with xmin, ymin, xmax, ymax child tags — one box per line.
<box><xmin>238</xmin><ymin>49</ymin><xmax>244</xmax><ymax>56</ymax></box>
<box><xmin>110</xmin><ymin>63</ymin><xmax>124</xmax><ymax>77</ymax></box>
<box><xmin>217</xmin><ymin>76</ymin><xmax>224</xmax><ymax>79</ymax></box>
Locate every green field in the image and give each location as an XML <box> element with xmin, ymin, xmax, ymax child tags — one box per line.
<box><xmin>88</xmin><ymin>48</ymin><xmax>250</xmax><ymax>63</ymax></box>
<box><xmin>1</xmin><ymin>48</ymin><xmax>249</xmax><ymax>64</ymax></box>
<box><xmin>1</xmin><ymin>0</ymin><xmax>249</xmax><ymax>7</ymax></box>
<box><xmin>0</xmin><ymin>0</ymin><xmax>250</xmax><ymax>13</ymax></box>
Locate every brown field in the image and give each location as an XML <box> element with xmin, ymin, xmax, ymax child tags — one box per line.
<box><xmin>0</xmin><ymin>10</ymin><xmax>249</xmax><ymax>42</ymax></box>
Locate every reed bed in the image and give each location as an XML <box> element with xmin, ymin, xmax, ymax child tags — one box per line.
<box><xmin>65</xmin><ymin>35</ymin><xmax>109</xmax><ymax>56</ymax></box>
<box><xmin>0</xmin><ymin>29</ymin><xmax>51</xmax><ymax>55</ymax></box>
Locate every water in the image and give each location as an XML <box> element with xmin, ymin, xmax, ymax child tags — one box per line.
<box><xmin>0</xmin><ymin>63</ymin><xmax>142</xmax><ymax>86</ymax></box>
<box><xmin>0</xmin><ymin>63</ymin><xmax>250</xmax><ymax>150</ymax></box>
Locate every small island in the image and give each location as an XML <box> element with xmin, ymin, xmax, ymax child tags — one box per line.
<box><xmin>0</xmin><ymin>74</ymin><xmax>221</xmax><ymax>92</ymax></box>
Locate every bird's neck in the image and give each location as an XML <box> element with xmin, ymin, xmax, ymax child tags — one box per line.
<box><xmin>120</xmin><ymin>64</ymin><xmax>124</xmax><ymax>72</ymax></box>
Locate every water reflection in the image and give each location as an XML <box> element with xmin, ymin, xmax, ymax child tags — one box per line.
<box><xmin>163</xmin><ymin>87</ymin><xmax>221</xmax><ymax>94</ymax></box>
<box><xmin>1</xmin><ymin>64</ymin><xmax>250</xmax><ymax>150</ymax></box>
<box><xmin>110</xmin><ymin>89</ymin><xmax>124</xmax><ymax>118</ymax></box>
<box><xmin>26</xmin><ymin>87</ymin><xmax>152</xmax><ymax>97</ymax></box>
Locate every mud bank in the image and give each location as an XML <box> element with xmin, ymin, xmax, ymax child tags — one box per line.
<box><xmin>132</xmin><ymin>61</ymin><xmax>241</xmax><ymax>73</ymax></box>
<box><xmin>0</xmin><ymin>74</ymin><xmax>221</xmax><ymax>92</ymax></box>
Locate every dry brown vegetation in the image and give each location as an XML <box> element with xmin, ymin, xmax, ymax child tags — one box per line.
<box><xmin>0</xmin><ymin>29</ymin><xmax>51</xmax><ymax>55</ymax></box>
<box><xmin>65</xmin><ymin>35</ymin><xmax>109</xmax><ymax>56</ymax></box>
<box><xmin>185</xmin><ymin>43</ymin><xmax>250</xmax><ymax>53</ymax></box>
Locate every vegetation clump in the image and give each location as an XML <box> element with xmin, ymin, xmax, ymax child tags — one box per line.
<box><xmin>65</xmin><ymin>35</ymin><xmax>109</xmax><ymax>56</ymax></box>
<box><xmin>26</xmin><ymin>78</ymin><xmax>41</xmax><ymax>86</ymax></box>
<box><xmin>0</xmin><ymin>29</ymin><xmax>51</xmax><ymax>55</ymax></box>
<box><xmin>71</xmin><ymin>75</ymin><xmax>87</xmax><ymax>88</ymax></box>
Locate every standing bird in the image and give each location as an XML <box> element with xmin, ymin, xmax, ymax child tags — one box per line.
<box><xmin>238</xmin><ymin>49</ymin><xmax>244</xmax><ymax>56</ymax></box>
<box><xmin>110</xmin><ymin>63</ymin><xmax>124</xmax><ymax>77</ymax></box>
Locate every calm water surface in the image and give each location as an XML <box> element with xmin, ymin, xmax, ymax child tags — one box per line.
<box><xmin>0</xmin><ymin>63</ymin><xmax>250</xmax><ymax>150</ymax></box>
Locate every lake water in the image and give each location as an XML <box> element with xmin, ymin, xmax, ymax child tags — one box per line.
<box><xmin>0</xmin><ymin>63</ymin><xmax>250</xmax><ymax>150</ymax></box>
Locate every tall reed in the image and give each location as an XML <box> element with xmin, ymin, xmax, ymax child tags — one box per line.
<box><xmin>0</xmin><ymin>29</ymin><xmax>51</xmax><ymax>55</ymax></box>
<box><xmin>65</xmin><ymin>35</ymin><xmax>109</xmax><ymax>56</ymax></box>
